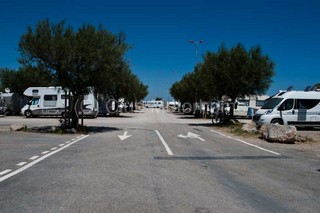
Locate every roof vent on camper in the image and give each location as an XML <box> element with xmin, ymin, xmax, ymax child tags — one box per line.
<box><xmin>304</xmin><ymin>86</ymin><xmax>312</xmax><ymax>91</ymax></box>
<box><xmin>286</xmin><ymin>86</ymin><xmax>294</xmax><ymax>91</ymax></box>
<box><xmin>5</xmin><ymin>88</ymin><xmax>10</xmax><ymax>93</ymax></box>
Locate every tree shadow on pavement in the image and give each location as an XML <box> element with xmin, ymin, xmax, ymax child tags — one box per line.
<box><xmin>188</xmin><ymin>123</ymin><xmax>213</xmax><ymax>127</ymax></box>
<box><xmin>27</xmin><ymin>126</ymin><xmax>121</xmax><ymax>134</ymax></box>
<box><xmin>86</xmin><ymin>126</ymin><xmax>121</xmax><ymax>133</ymax></box>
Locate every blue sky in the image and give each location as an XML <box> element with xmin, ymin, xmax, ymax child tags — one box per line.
<box><xmin>1</xmin><ymin>0</ymin><xmax>320</xmax><ymax>100</ymax></box>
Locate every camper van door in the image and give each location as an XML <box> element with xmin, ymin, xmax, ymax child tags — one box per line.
<box><xmin>278</xmin><ymin>98</ymin><xmax>298</xmax><ymax>124</ymax></box>
<box><xmin>28</xmin><ymin>97</ymin><xmax>40</xmax><ymax>115</ymax></box>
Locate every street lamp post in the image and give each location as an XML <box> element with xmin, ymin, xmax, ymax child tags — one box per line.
<box><xmin>189</xmin><ymin>40</ymin><xmax>204</xmax><ymax>117</ymax></box>
<box><xmin>189</xmin><ymin>40</ymin><xmax>204</xmax><ymax>64</ymax></box>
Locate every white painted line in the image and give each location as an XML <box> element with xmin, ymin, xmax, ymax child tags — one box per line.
<box><xmin>0</xmin><ymin>135</ymin><xmax>89</xmax><ymax>183</ymax></box>
<box><xmin>42</xmin><ymin>151</ymin><xmax>50</xmax><ymax>155</ymax></box>
<box><xmin>29</xmin><ymin>156</ymin><xmax>39</xmax><ymax>160</ymax></box>
<box><xmin>65</xmin><ymin>141</ymin><xmax>71</xmax><ymax>144</ymax></box>
<box><xmin>51</xmin><ymin>147</ymin><xmax>58</xmax><ymax>151</ymax></box>
<box><xmin>210</xmin><ymin>130</ymin><xmax>280</xmax><ymax>156</ymax></box>
<box><xmin>59</xmin><ymin>144</ymin><xmax>65</xmax><ymax>147</ymax></box>
<box><xmin>17</xmin><ymin>162</ymin><xmax>27</xmax><ymax>166</ymax></box>
<box><xmin>0</xmin><ymin>169</ymin><xmax>12</xmax><ymax>176</ymax></box>
<box><xmin>155</xmin><ymin>130</ymin><xmax>173</xmax><ymax>156</ymax></box>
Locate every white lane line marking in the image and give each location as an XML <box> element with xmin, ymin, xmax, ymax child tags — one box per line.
<box><xmin>59</xmin><ymin>144</ymin><xmax>65</xmax><ymax>147</ymax></box>
<box><xmin>17</xmin><ymin>162</ymin><xmax>27</xmax><ymax>166</ymax></box>
<box><xmin>0</xmin><ymin>169</ymin><xmax>12</xmax><ymax>176</ymax></box>
<box><xmin>29</xmin><ymin>156</ymin><xmax>39</xmax><ymax>160</ymax></box>
<box><xmin>210</xmin><ymin>130</ymin><xmax>281</xmax><ymax>156</ymax></box>
<box><xmin>155</xmin><ymin>130</ymin><xmax>173</xmax><ymax>156</ymax></box>
<box><xmin>42</xmin><ymin>151</ymin><xmax>50</xmax><ymax>155</ymax></box>
<box><xmin>65</xmin><ymin>141</ymin><xmax>71</xmax><ymax>144</ymax></box>
<box><xmin>51</xmin><ymin>147</ymin><xmax>58</xmax><ymax>151</ymax></box>
<box><xmin>0</xmin><ymin>135</ymin><xmax>89</xmax><ymax>183</ymax></box>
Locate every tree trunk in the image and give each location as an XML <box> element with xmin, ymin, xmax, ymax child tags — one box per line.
<box><xmin>70</xmin><ymin>96</ymin><xmax>83</xmax><ymax>130</ymax></box>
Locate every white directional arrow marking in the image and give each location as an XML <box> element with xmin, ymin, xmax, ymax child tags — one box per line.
<box><xmin>178</xmin><ymin>132</ymin><xmax>205</xmax><ymax>141</ymax></box>
<box><xmin>118</xmin><ymin>131</ymin><xmax>132</xmax><ymax>141</ymax></box>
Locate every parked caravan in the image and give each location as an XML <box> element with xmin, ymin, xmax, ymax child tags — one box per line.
<box><xmin>0</xmin><ymin>92</ymin><xmax>29</xmax><ymax>115</ymax></box>
<box><xmin>143</xmin><ymin>100</ymin><xmax>164</xmax><ymax>108</ymax></box>
<box><xmin>234</xmin><ymin>95</ymin><xmax>269</xmax><ymax>117</ymax></box>
<box><xmin>253</xmin><ymin>90</ymin><xmax>320</xmax><ymax>127</ymax></box>
<box><xmin>21</xmin><ymin>87</ymin><xmax>98</xmax><ymax>118</ymax></box>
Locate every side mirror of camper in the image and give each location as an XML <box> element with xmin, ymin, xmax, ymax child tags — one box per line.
<box><xmin>278</xmin><ymin>105</ymin><xmax>285</xmax><ymax>111</ymax></box>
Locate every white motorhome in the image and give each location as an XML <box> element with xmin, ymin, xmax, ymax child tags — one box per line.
<box><xmin>143</xmin><ymin>100</ymin><xmax>164</xmax><ymax>108</ymax></box>
<box><xmin>21</xmin><ymin>87</ymin><xmax>98</xmax><ymax>118</ymax></box>
<box><xmin>253</xmin><ymin>90</ymin><xmax>320</xmax><ymax>127</ymax></box>
<box><xmin>234</xmin><ymin>95</ymin><xmax>269</xmax><ymax>117</ymax></box>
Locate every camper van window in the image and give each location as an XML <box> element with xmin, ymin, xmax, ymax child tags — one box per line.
<box><xmin>44</xmin><ymin>95</ymin><xmax>57</xmax><ymax>101</ymax></box>
<box><xmin>61</xmin><ymin>95</ymin><xmax>69</xmax><ymax>99</ymax></box>
<box><xmin>278</xmin><ymin>99</ymin><xmax>293</xmax><ymax>111</ymax></box>
<box><xmin>256</xmin><ymin>100</ymin><xmax>265</xmax><ymax>107</ymax></box>
<box><xmin>261</xmin><ymin>98</ymin><xmax>283</xmax><ymax>109</ymax></box>
<box><xmin>238</xmin><ymin>100</ymin><xmax>249</xmax><ymax>106</ymax></box>
<box><xmin>31</xmin><ymin>98</ymin><xmax>39</xmax><ymax>105</ymax></box>
<box><xmin>44</xmin><ymin>95</ymin><xmax>57</xmax><ymax>107</ymax></box>
<box><xmin>32</xmin><ymin>89</ymin><xmax>39</xmax><ymax>95</ymax></box>
<box><xmin>295</xmin><ymin>99</ymin><xmax>320</xmax><ymax>110</ymax></box>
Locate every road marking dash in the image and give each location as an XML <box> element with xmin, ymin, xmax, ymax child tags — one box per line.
<box><xmin>0</xmin><ymin>169</ymin><xmax>12</xmax><ymax>176</ymax></box>
<box><xmin>59</xmin><ymin>144</ymin><xmax>65</xmax><ymax>147</ymax></box>
<box><xmin>29</xmin><ymin>156</ymin><xmax>39</xmax><ymax>160</ymax></box>
<box><xmin>41</xmin><ymin>151</ymin><xmax>50</xmax><ymax>155</ymax></box>
<box><xmin>155</xmin><ymin>130</ymin><xmax>173</xmax><ymax>156</ymax></box>
<box><xmin>51</xmin><ymin>147</ymin><xmax>58</xmax><ymax>151</ymax></box>
<box><xmin>17</xmin><ymin>162</ymin><xmax>27</xmax><ymax>166</ymax></box>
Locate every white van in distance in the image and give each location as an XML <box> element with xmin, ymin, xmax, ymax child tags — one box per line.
<box><xmin>143</xmin><ymin>100</ymin><xmax>164</xmax><ymax>108</ymax></box>
<box><xmin>21</xmin><ymin>87</ymin><xmax>98</xmax><ymax>118</ymax></box>
<box><xmin>253</xmin><ymin>90</ymin><xmax>320</xmax><ymax>127</ymax></box>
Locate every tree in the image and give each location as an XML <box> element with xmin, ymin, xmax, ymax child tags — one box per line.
<box><xmin>18</xmin><ymin>19</ymin><xmax>130</xmax><ymax>128</ymax></box>
<box><xmin>170</xmin><ymin>43</ymin><xmax>275</xmax><ymax>118</ymax></box>
<box><xmin>170</xmin><ymin>72</ymin><xmax>198</xmax><ymax>103</ymax></box>
<box><xmin>200</xmin><ymin>43</ymin><xmax>275</xmax><ymax>101</ymax></box>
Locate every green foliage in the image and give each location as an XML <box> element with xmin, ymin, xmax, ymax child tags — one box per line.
<box><xmin>170</xmin><ymin>43</ymin><xmax>275</xmax><ymax>102</ymax></box>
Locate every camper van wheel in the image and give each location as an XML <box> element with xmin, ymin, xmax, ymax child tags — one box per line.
<box><xmin>271</xmin><ymin>118</ymin><xmax>283</xmax><ymax>125</ymax></box>
<box><xmin>25</xmin><ymin>110</ymin><xmax>32</xmax><ymax>118</ymax></box>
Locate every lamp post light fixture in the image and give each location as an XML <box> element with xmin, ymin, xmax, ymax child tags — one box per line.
<box><xmin>189</xmin><ymin>40</ymin><xmax>204</xmax><ymax>64</ymax></box>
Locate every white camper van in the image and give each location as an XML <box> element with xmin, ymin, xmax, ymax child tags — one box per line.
<box><xmin>143</xmin><ymin>100</ymin><xmax>164</xmax><ymax>108</ymax></box>
<box><xmin>253</xmin><ymin>90</ymin><xmax>320</xmax><ymax>127</ymax></box>
<box><xmin>21</xmin><ymin>87</ymin><xmax>98</xmax><ymax>118</ymax></box>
